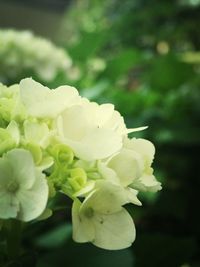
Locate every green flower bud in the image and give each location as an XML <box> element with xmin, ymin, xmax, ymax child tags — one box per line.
<box><xmin>49</xmin><ymin>143</ymin><xmax>74</xmax><ymax>165</ymax></box>
<box><xmin>68</xmin><ymin>168</ymin><xmax>87</xmax><ymax>192</ymax></box>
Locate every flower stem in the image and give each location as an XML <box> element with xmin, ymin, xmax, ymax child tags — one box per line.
<box><xmin>6</xmin><ymin>219</ymin><xmax>22</xmax><ymax>261</ymax></box>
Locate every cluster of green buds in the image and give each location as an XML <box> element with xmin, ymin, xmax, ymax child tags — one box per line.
<box><xmin>0</xmin><ymin>78</ymin><xmax>161</xmax><ymax>250</ymax></box>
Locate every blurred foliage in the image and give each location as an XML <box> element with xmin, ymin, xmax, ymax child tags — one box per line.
<box><xmin>1</xmin><ymin>0</ymin><xmax>200</xmax><ymax>266</ymax></box>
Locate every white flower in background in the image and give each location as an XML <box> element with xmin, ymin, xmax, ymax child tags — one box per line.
<box><xmin>72</xmin><ymin>182</ymin><xmax>135</xmax><ymax>250</ymax></box>
<box><xmin>0</xmin><ymin>148</ymin><xmax>48</xmax><ymax>221</ymax></box>
<box><xmin>19</xmin><ymin>78</ymin><xmax>80</xmax><ymax>118</ymax></box>
<box><xmin>0</xmin><ymin>29</ymin><xmax>72</xmax><ymax>83</ymax></box>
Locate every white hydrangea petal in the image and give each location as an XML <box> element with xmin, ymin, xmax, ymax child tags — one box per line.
<box><xmin>95</xmin><ymin>104</ymin><xmax>114</xmax><ymax>127</ymax></box>
<box><xmin>82</xmin><ymin>182</ymin><xmax>127</xmax><ymax>214</ymax></box>
<box><xmin>59</xmin><ymin>105</ymin><xmax>90</xmax><ymax>141</ymax></box>
<box><xmin>24</xmin><ymin>120</ymin><xmax>50</xmax><ymax>148</ymax></box>
<box><xmin>125</xmin><ymin>188</ymin><xmax>142</xmax><ymax>206</ymax></box>
<box><xmin>138</xmin><ymin>174</ymin><xmax>162</xmax><ymax>192</ymax></box>
<box><xmin>97</xmin><ymin>162</ymin><xmax>120</xmax><ymax>184</ymax></box>
<box><xmin>65</xmin><ymin>128</ymin><xmax>122</xmax><ymax>161</ymax></box>
<box><xmin>124</xmin><ymin>138</ymin><xmax>155</xmax><ymax>165</ymax></box>
<box><xmin>20</xmin><ymin>78</ymin><xmax>80</xmax><ymax>118</ymax></box>
<box><xmin>16</xmin><ymin>171</ymin><xmax>48</xmax><ymax>222</ymax></box>
<box><xmin>103</xmin><ymin>110</ymin><xmax>126</xmax><ymax>135</ymax></box>
<box><xmin>92</xmin><ymin>208</ymin><xmax>135</xmax><ymax>250</ymax></box>
<box><xmin>0</xmin><ymin>158</ymin><xmax>13</xmax><ymax>188</ymax></box>
<box><xmin>108</xmin><ymin>149</ymin><xmax>144</xmax><ymax>187</ymax></box>
<box><xmin>7</xmin><ymin>120</ymin><xmax>20</xmax><ymax>145</ymax></box>
<box><xmin>0</xmin><ymin>192</ymin><xmax>19</xmax><ymax>219</ymax></box>
<box><xmin>5</xmin><ymin>149</ymin><xmax>36</xmax><ymax>189</ymax></box>
<box><xmin>72</xmin><ymin>199</ymin><xmax>95</xmax><ymax>243</ymax></box>
<box><xmin>126</xmin><ymin>126</ymin><xmax>148</xmax><ymax>134</ymax></box>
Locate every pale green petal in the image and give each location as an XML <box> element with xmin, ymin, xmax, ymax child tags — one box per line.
<box><xmin>24</xmin><ymin>120</ymin><xmax>50</xmax><ymax>148</ymax></box>
<box><xmin>36</xmin><ymin>208</ymin><xmax>53</xmax><ymax>221</ymax></box>
<box><xmin>5</xmin><ymin>149</ymin><xmax>36</xmax><ymax>189</ymax></box>
<box><xmin>73</xmin><ymin>180</ymin><xmax>95</xmax><ymax>197</ymax></box>
<box><xmin>72</xmin><ymin>199</ymin><xmax>95</xmax><ymax>243</ymax></box>
<box><xmin>0</xmin><ymin>158</ymin><xmax>13</xmax><ymax>188</ymax></box>
<box><xmin>7</xmin><ymin>120</ymin><xmax>20</xmax><ymax>145</ymax></box>
<box><xmin>0</xmin><ymin>192</ymin><xmax>19</xmax><ymax>219</ymax></box>
<box><xmin>16</xmin><ymin>171</ymin><xmax>48</xmax><ymax>221</ymax></box>
<box><xmin>92</xmin><ymin>208</ymin><xmax>135</xmax><ymax>250</ymax></box>
<box><xmin>108</xmin><ymin>149</ymin><xmax>144</xmax><ymax>187</ymax></box>
<box><xmin>37</xmin><ymin>156</ymin><xmax>54</xmax><ymax>171</ymax></box>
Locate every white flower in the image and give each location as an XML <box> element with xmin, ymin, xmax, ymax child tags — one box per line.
<box><xmin>19</xmin><ymin>78</ymin><xmax>80</xmax><ymax>118</ymax></box>
<box><xmin>124</xmin><ymin>138</ymin><xmax>162</xmax><ymax>192</ymax></box>
<box><xmin>0</xmin><ymin>29</ymin><xmax>72</xmax><ymax>82</ymax></box>
<box><xmin>0</xmin><ymin>148</ymin><xmax>48</xmax><ymax>221</ymax></box>
<box><xmin>72</xmin><ymin>182</ymin><xmax>135</xmax><ymax>250</ymax></box>
<box><xmin>57</xmin><ymin>100</ymin><xmax>128</xmax><ymax>161</ymax></box>
<box><xmin>95</xmin><ymin>138</ymin><xmax>161</xmax><ymax>205</ymax></box>
<box><xmin>97</xmin><ymin>161</ymin><xmax>142</xmax><ymax>206</ymax></box>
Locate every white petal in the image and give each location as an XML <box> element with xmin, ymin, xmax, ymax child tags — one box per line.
<box><xmin>6</xmin><ymin>149</ymin><xmax>36</xmax><ymax>189</ymax></box>
<box><xmin>0</xmin><ymin>158</ymin><xmax>13</xmax><ymax>188</ymax></box>
<box><xmin>125</xmin><ymin>188</ymin><xmax>142</xmax><ymax>206</ymax></box>
<box><xmin>24</xmin><ymin>120</ymin><xmax>50</xmax><ymax>148</ymax></box>
<box><xmin>108</xmin><ymin>148</ymin><xmax>144</xmax><ymax>187</ymax></box>
<box><xmin>20</xmin><ymin>78</ymin><xmax>80</xmax><ymax>118</ymax></box>
<box><xmin>126</xmin><ymin>126</ymin><xmax>148</xmax><ymax>134</ymax></box>
<box><xmin>124</xmin><ymin>138</ymin><xmax>155</xmax><ymax>165</ymax></box>
<box><xmin>65</xmin><ymin>128</ymin><xmax>122</xmax><ymax>161</ymax></box>
<box><xmin>0</xmin><ymin>192</ymin><xmax>19</xmax><ymax>219</ymax></box>
<box><xmin>138</xmin><ymin>174</ymin><xmax>162</xmax><ymax>192</ymax></box>
<box><xmin>82</xmin><ymin>182</ymin><xmax>127</xmax><ymax>214</ymax></box>
<box><xmin>92</xmin><ymin>208</ymin><xmax>135</xmax><ymax>250</ymax></box>
<box><xmin>72</xmin><ymin>199</ymin><xmax>95</xmax><ymax>243</ymax></box>
<box><xmin>98</xmin><ymin>162</ymin><xmax>120</xmax><ymax>184</ymax></box>
<box><xmin>16</xmin><ymin>171</ymin><xmax>48</xmax><ymax>221</ymax></box>
<box><xmin>7</xmin><ymin>121</ymin><xmax>20</xmax><ymax>145</ymax></box>
<box><xmin>59</xmin><ymin>105</ymin><xmax>90</xmax><ymax>141</ymax></box>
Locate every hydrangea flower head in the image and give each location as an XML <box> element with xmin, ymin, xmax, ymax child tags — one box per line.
<box><xmin>0</xmin><ymin>78</ymin><xmax>161</xmax><ymax>250</ymax></box>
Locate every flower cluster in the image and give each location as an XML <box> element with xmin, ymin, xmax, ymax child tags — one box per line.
<box><xmin>0</xmin><ymin>29</ymin><xmax>72</xmax><ymax>83</ymax></box>
<box><xmin>0</xmin><ymin>78</ymin><xmax>161</xmax><ymax>250</ymax></box>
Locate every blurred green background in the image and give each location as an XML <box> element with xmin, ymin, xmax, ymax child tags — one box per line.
<box><xmin>0</xmin><ymin>0</ymin><xmax>200</xmax><ymax>266</ymax></box>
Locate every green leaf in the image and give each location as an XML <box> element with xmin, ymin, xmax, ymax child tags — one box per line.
<box><xmin>37</xmin><ymin>241</ymin><xmax>134</xmax><ymax>267</ymax></box>
<box><xmin>35</xmin><ymin>224</ymin><xmax>72</xmax><ymax>249</ymax></box>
